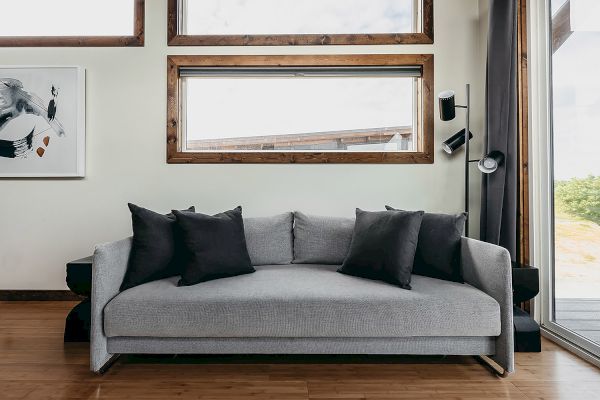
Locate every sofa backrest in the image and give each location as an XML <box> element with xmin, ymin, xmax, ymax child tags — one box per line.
<box><xmin>243</xmin><ymin>211</ymin><xmax>356</xmax><ymax>266</ymax></box>
<box><xmin>292</xmin><ymin>211</ymin><xmax>355</xmax><ymax>265</ymax></box>
<box><xmin>243</xmin><ymin>213</ymin><xmax>294</xmax><ymax>266</ymax></box>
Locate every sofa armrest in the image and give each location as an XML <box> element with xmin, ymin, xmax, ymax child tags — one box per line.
<box><xmin>90</xmin><ymin>237</ymin><xmax>132</xmax><ymax>373</ymax></box>
<box><xmin>461</xmin><ymin>237</ymin><xmax>514</xmax><ymax>374</ymax></box>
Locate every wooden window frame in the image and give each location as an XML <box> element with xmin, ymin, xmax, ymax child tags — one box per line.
<box><xmin>0</xmin><ymin>0</ymin><xmax>145</xmax><ymax>47</ymax></box>
<box><xmin>517</xmin><ymin>0</ymin><xmax>530</xmax><ymax>268</ymax></box>
<box><xmin>167</xmin><ymin>54</ymin><xmax>434</xmax><ymax>164</ymax></box>
<box><xmin>516</xmin><ymin>0</ymin><xmax>530</xmax><ymax>312</ymax></box>
<box><xmin>167</xmin><ymin>0</ymin><xmax>434</xmax><ymax>46</ymax></box>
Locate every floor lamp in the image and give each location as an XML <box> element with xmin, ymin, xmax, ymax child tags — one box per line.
<box><xmin>438</xmin><ymin>84</ymin><xmax>505</xmax><ymax>237</ymax></box>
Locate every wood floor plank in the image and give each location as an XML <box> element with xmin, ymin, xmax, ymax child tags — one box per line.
<box><xmin>0</xmin><ymin>301</ymin><xmax>599</xmax><ymax>400</ymax></box>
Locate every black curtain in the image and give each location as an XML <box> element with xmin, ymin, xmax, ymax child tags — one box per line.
<box><xmin>480</xmin><ymin>0</ymin><xmax>518</xmax><ymax>260</ymax></box>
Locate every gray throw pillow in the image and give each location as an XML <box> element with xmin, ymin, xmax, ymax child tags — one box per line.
<box><xmin>293</xmin><ymin>211</ymin><xmax>354</xmax><ymax>264</ymax></box>
<box><xmin>386</xmin><ymin>206</ymin><xmax>467</xmax><ymax>283</ymax></box>
<box><xmin>339</xmin><ymin>208</ymin><xmax>424</xmax><ymax>289</ymax></box>
<box><xmin>244</xmin><ymin>213</ymin><xmax>294</xmax><ymax>266</ymax></box>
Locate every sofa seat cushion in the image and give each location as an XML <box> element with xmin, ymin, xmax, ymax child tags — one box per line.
<box><xmin>104</xmin><ymin>265</ymin><xmax>501</xmax><ymax>339</ymax></box>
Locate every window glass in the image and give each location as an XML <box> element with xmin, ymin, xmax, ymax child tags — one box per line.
<box><xmin>0</xmin><ymin>0</ymin><xmax>135</xmax><ymax>37</ymax></box>
<box><xmin>182</xmin><ymin>75</ymin><xmax>417</xmax><ymax>152</ymax></box>
<box><xmin>181</xmin><ymin>0</ymin><xmax>416</xmax><ymax>36</ymax></box>
<box><xmin>551</xmin><ymin>0</ymin><xmax>600</xmax><ymax>347</ymax></box>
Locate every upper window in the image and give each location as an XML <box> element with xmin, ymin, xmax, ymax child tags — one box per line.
<box><xmin>167</xmin><ymin>55</ymin><xmax>434</xmax><ymax>164</ymax></box>
<box><xmin>168</xmin><ymin>0</ymin><xmax>433</xmax><ymax>46</ymax></box>
<box><xmin>0</xmin><ymin>0</ymin><xmax>145</xmax><ymax>47</ymax></box>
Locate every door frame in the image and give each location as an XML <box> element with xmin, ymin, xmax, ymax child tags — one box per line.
<box><xmin>529</xmin><ymin>0</ymin><xmax>600</xmax><ymax>366</ymax></box>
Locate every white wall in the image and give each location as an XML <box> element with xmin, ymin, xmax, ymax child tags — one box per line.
<box><xmin>0</xmin><ymin>0</ymin><xmax>487</xmax><ymax>290</ymax></box>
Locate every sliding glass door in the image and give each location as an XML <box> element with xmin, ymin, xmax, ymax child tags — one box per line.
<box><xmin>547</xmin><ymin>0</ymin><xmax>600</xmax><ymax>356</ymax></box>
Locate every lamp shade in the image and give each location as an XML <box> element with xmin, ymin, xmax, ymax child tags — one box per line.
<box><xmin>478</xmin><ymin>150</ymin><xmax>505</xmax><ymax>174</ymax></box>
<box><xmin>438</xmin><ymin>90</ymin><xmax>456</xmax><ymax>121</ymax></box>
<box><xmin>442</xmin><ymin>129</ymin><xmax>474</xmax><ymax>154</ymax></box>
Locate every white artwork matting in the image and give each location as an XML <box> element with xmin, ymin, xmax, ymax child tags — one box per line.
<box><xmin>0</xmin><ymin>66</ymin><xmax>85</xmax><ymax>177</ymax></box>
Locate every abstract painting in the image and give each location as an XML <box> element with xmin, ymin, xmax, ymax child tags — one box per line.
<box><xmin>0</xmin><ymin>66</ymin><xmax>85</xmax><ymax>177</ymax></box>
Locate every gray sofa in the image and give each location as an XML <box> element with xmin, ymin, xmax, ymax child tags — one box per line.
<box><xmin>91</xmin><ymin>212</ymin><xmax>513</xmax><ymax>375</ymax></box>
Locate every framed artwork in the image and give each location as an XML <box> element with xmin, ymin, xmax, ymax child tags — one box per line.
<box><xmin>0</xmin><ymin>66</ymin><xmax>85</xmax><ymax>177</ymax></box>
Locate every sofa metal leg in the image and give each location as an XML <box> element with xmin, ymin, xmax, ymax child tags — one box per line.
<box><xmin>475</xmin><ymin>355</ymin><xmax>508</xmax><ymax>378</ymax></box>
<box><xmin>95</xmin><ymin>354</ymin><xmax>120</xmax><ymax>375</ymax></box>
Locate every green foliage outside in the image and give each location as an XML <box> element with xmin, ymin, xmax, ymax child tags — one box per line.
<box><xmin>555</xmin><ymin>176</ymin><xmax>600</xmax><ymax>225</ymax></box>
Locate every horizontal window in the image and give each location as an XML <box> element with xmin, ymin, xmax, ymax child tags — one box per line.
<box><xmin>182</xmin><ymin>69</ymin><xmax>418</xmax><ymax>152</ymax></box>
<box><xmin>167</xmin><ymin>55</ymin><xmax>434</xmax><ymax>164</ymax></box>
<box><xmin>0</xmin><ymin>0</ymin><xmax>144</xmax><ymax>47</ymax></box>
<box><xmin>168</xmin><ymin>0</ymin><xmax>433</xmax><ymax>46</ymax></box>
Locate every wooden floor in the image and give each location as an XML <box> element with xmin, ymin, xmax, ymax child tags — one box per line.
<box><xmin>556</xmin><ymin>299</ymin><xmax>600</xmax><ymax>344</ymax></box>
<box><xmin>1</xmin><ymin>302</ymin><xmax>600</xmax><ymax>400</ymax></box>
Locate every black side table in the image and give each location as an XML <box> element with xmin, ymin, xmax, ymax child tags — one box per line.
<box><xmin>65</xmin><ymin>256</ymin><xmax>93</xmax><ymax>342</ymax></box>
<box><xmin>512</xmin><ymin>263</ymin><xmax>541</xmax><ymax>352</ymax></box>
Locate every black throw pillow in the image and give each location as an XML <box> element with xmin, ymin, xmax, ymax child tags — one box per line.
<box><xmin>174</xmin><ymin>206</ymin><xmax>255</xmax><ymax>287</ymax></box>
<box><xmin>386</xmin><ymin>206</ymin><xmax>467</xmax><ymax>283</ymax></box>
<box><xmin>121</xmin><ymin>204</ymin><xmax>195</xmax><ymax>291</ymax></box>
<box><xmin>338</xmin><ymin>208</ymin><xmax>424</xmax><ymax>290</ymax></box>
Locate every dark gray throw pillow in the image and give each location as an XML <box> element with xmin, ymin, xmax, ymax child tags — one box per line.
<box><xmin>121</xmin><ymin>204</ymin><xmax>195</xmax><ymax>291</ymax></box>
<box><xmin>386</xmin><ymin>206</ymin><xmax>467</xmax><ymax>283</ymax></box>
<box><xmin>338</xmin><ymin>208</ymin><xmax>424</xmax><ymax>290</ymax></box>
<box><xmin>174</xmin><ymin>206</ymin><xmax>255</xmax><ymax>287</ymax></box>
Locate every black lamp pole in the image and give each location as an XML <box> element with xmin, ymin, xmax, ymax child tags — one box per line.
<box><xmin>439</xmin><ymin>84</ymin><xmax>505</xmax><ymax>239</ymax></box>
<box><xmin>464</xmin><ymin>84</ymin><xmax>470</xmax><ymax>236</ymax></box>
<box><xmin>439</xmin><ymin>84</ymin><xmax>471</xmax><ymax>236</ymax></box>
